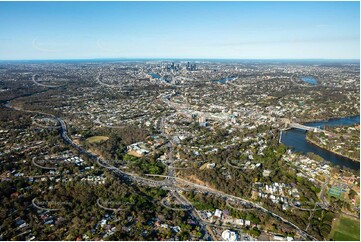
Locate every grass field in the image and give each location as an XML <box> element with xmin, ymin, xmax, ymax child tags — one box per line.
<box><xmin>86</xmin><ymin>136</ymin><xmax>109</xmax><ymax>143</ymax></box>
<box><xmin>330</xmin><ymin>215</ymin><xmax>360</xmax><ymax>241</ymax></box>
<box><xmin>127</xmin><ymin>150</ymin><xmax>143</xmax><ymax>157</ymax></box>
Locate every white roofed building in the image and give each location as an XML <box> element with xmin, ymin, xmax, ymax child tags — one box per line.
<box><xmin>221</xmin><ymin>230</ymin><xmax>238</xmax><ymax>241</ymax></box>
<box><xmin>214</xmin><ymin>209</ymin><xmax>223</xmax><ymax>219</ymax></box>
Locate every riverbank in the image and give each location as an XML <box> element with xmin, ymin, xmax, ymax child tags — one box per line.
<box><xmin>281</xmin><ymin>117</ymin><xmax>360</xmax><ymax>171</ymax></box>
<box><xmin>305</xmin><ymin>135</ymin><xmax>360</xmax><ymax>163</ymax></box>
<box><xmin>299</xmin><ymin>113</ymin><xmax>360</xmax><ymax>124</ymax></box>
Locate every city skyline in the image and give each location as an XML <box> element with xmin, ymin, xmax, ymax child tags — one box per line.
<box><xmin>0</xmin><ymin>1</ymin><xmax>360</xmax><ymax>60</ymax></box>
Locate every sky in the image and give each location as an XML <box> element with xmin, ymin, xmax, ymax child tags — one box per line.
<box><xmin>0</xmin><ymin>1</ymin><xmax>359</xmax><ymax>60</ymax></box>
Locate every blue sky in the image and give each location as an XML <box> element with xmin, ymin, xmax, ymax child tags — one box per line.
<box><xmin>0</xmin><ymin>1</ymin><xmax>359</xmax><ymax>60</ymax></box>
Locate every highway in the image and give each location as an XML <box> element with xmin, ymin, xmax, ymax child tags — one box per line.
<box><xmin>155</xmin><ymin>111</ymin><xmax>316</xmax><ymax>240</ymax></box>
<box><xmin>6</xmin><ymin>93</ymin><xmax>318</xmax><ymax>241</ymax></box>
<box><xmin>226</xmin><ymin>199</ymin><xmax>255</xmax><ymax>211</ymax></box>
<box><xmin>31</xmin><ymin>198</ymin><xmax>61</xmax><ymax>212</ymax></box>
<box><xmin>96</xmin><ymin>198</ymin><xmax>130</xmax><ymax>212</ymax></box>
<box><xmin>31</xmin><ymin>157</ymin><xmax>59</xmax><ymax>170</ymax></box>
<box><xmin>320</xmin><ymin>175</ymin><xmax>331</xmax><ymax>208</ymax></box>
<box><xmin>144</xmin><ymin>173</ymin><xmax>317</xmax><ymax>240</ymax></box>
<box><xmin>159</xmin><ymin>116</ymin><xmax>215</xmax><ymax>241</ymax></box>
<box><xmin>32</xmin><ymin>74</ymin><xmax>63</xmax><ymax>88</ymax></box>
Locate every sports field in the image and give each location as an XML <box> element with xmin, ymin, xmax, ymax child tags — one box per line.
<box><xmin>86</xmin><ymin>136</ymin><xmax>109</xmax><ymax>143</ymax></box>
<box><xmin>330</xmin><ymin>215</ymin><xmax>360</xmax><ymax>241</ymax></box>
<box><xmin>328</xmin><ymin>186</ymin><xmax>343</xmax><ymax>199</ymax></box>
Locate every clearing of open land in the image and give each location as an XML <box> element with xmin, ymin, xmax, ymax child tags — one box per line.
<box><xmin>86</xmin><ymin>136</ymin><xmax>109</xmax><ymax>144</ymax></box>
<box><xmin>329</xmin><ymin>214</ymin><xmax>360</xmax><ymax>241</ymax></box>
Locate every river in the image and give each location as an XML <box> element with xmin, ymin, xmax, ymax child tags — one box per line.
<box><xmin>149</xmin><ymin>73</ymin><xmax>161</xmax><ymax>79</ymax></box>
<box><xmin>300</xmin><ymin>76</ymin><xmax>317</xmax><ymax>85</ymax></box>
<box><xmin>281</xmin><ymin>116</ymin><xmax>360</xmax><ymax>171</ymax></box>
<box><xmin>213</xmin><ymin>76</ymin><xmax>237</xmax><ymax>84</ymax></box>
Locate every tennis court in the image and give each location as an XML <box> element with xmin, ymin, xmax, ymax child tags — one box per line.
<box><xmin>328</xmin><ymin>186</ymin><xmax>343</xmax><ymax>199</ymax></box>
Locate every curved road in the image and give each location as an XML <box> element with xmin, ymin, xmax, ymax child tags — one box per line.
<box><xmin>32</xmin><ymin>74</ymin><xmax>64</xmax><ymax>88</ymax></box>
<box><xmin>6</xmin><ymin>91</ymin><xmax>318</xmax><ymax>241</ymax></box>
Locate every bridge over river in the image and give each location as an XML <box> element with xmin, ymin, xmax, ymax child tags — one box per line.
<box><xmin>289</xmin><ymin>122</ymin><xmax>320</xmax><ymax>132</ymax></box>
<box><xmin>280</xmin><ymin>118</ymin><xmax>321</xmax><ymax>132</ymax></box>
